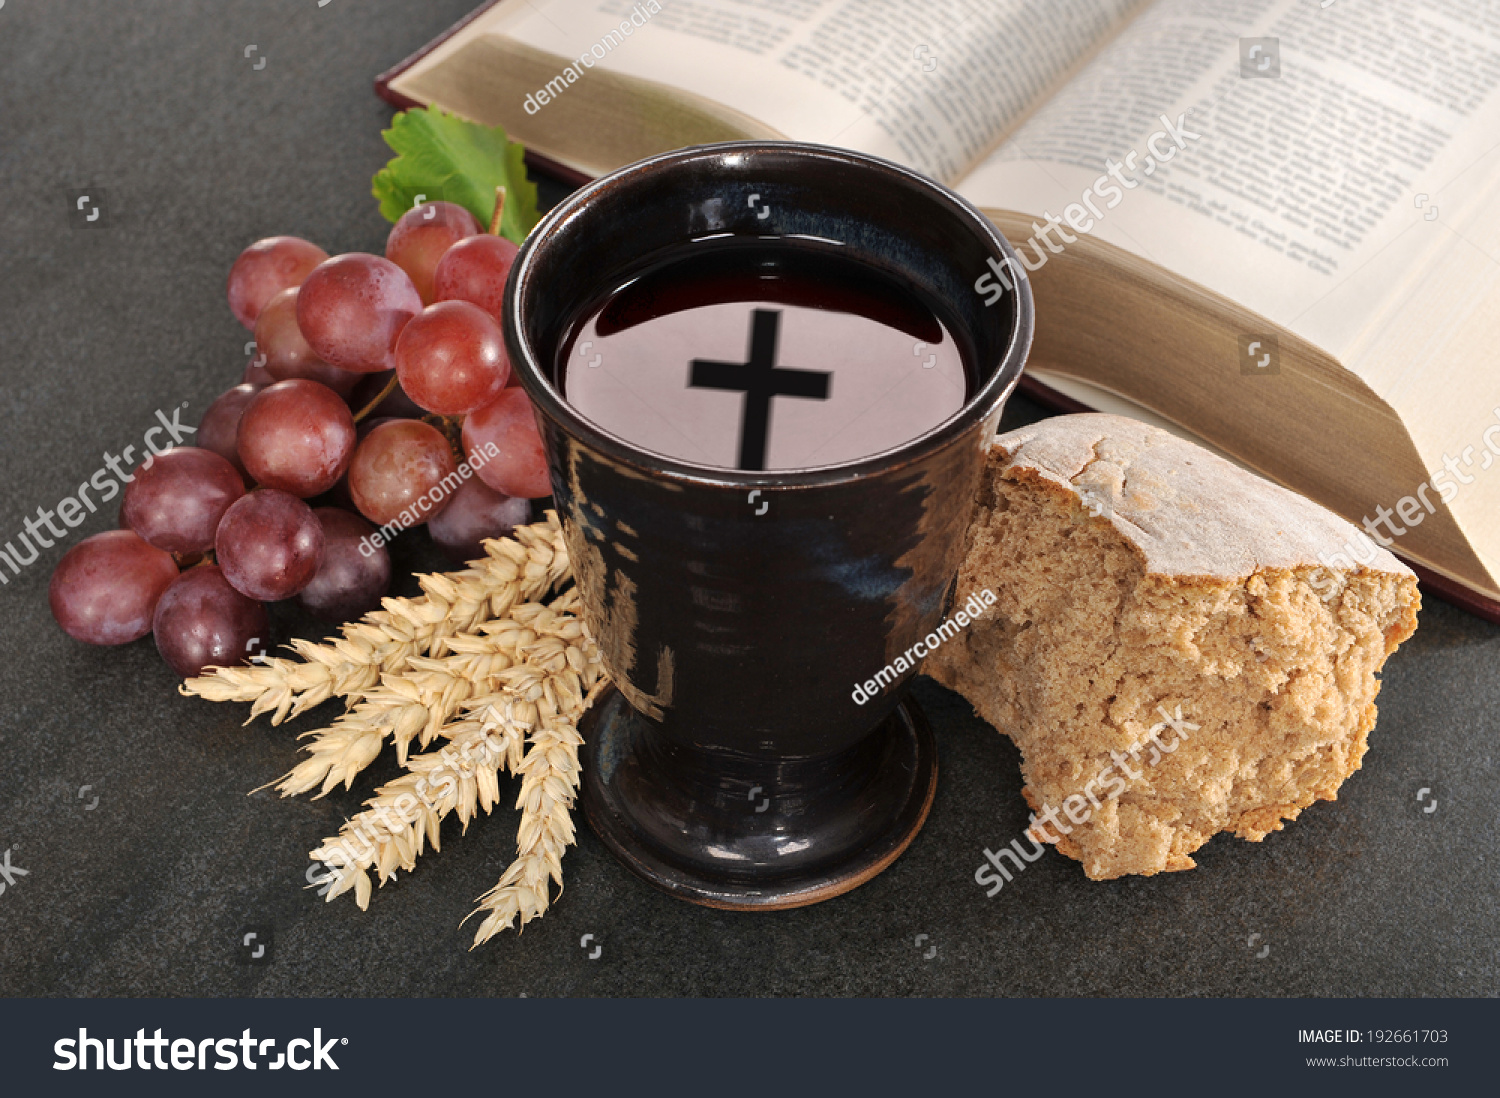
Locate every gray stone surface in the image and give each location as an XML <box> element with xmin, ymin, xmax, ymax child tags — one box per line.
<box><xmin>0</xmin><ymin>0</ymin><xmax>1495</xmax><ymax>998</ymax></box>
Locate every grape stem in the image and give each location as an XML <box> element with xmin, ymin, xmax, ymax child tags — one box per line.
<box><xmin>488</xmin><ymin>186</ymin><xmax>507</xmax><ymax>238</ymax></box>
<box><xmin>423</xmin><ymin>413</ymin><xmax>466</xmax><ymax>464</ymax></box>
<box><xmin>353</xmin><ymin>374</ymin><xmax>401</xmax><ymax>424</ymax></box>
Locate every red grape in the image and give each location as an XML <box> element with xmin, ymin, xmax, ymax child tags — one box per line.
<box><xmin>296</xmin><ymin>508</ymin><xmax>392</xmax><ymax>622</ymax></box>
<box><xmin>227</xmin><ymin>236</ymin><xmax>328</xmax><ymax>329</ymax></box>
<box><xmin>50</xmin><ymin>530</ymin><xmax>180</xmax><ymax>645</ymax></box>
<box><xmin>216</xmin><ymin>489</ymin><xmax>326</xmax><ymax>601</ymax></box>
<box><xmin>348</xmin><ymin>419</ymin><xmax>459</xmax><ymax>527</ymax></box>
<box><xmin>429</xmin><ymin>477</ymin><xmax>531</xmax><ymax>562</ymax></box>
<box><xmin>153</xmin><ymin>565</ymin><xmax>269</xmax><ymax>678</ymax></box>
<box><xmin>325</xmin><ymin>416</ymin><xmax>402</xmax><ymax>511</ymax></box>
<box><xmin>394</xmin><ymin>300</ymin><xmax>510</xmax><ymax>415</ymax></box>
<box><xmin>433</xmin><ymin>233</ymin><xmax>519</xmax><ymax>324</ymax></box>
<box><xmin>197</xmin><ymin>383</ymin><xmax>262</xmax><ymax>478</ymax></box>
<box><xmin>461</xmin><ymin>389</ymin><xmax>551</xmax><ymax>499</ymax></box>
<box><xmin>253</xmin><ymin>286</ymin><xmax>360</xmax><ymax>398</ymax></box>
<box><xmin>296</xmin><ymin>253</ymin><xmax>423</xmax><ymax>374</ymax></box>
<box><xmin>123</xmin><ymin>447</ymin><xmax>245</xmax><ymax>554</ymax></box>
<box><xmin>238</xmin><ymin>379</ymin><xmax>357</xmax><ymax>497</ymax></box>
<box><xmin>385</xmin><ymin>200</ymin><xmax>482</xmax><ymax>304</ymax></box>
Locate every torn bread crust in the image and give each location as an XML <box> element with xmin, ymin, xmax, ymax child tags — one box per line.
<box><xmin>928</xmin><ymin>414</ymin><xmax>1420</xmax><ymax>880</ymax></box>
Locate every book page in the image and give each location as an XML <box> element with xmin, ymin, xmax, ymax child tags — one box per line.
<box><xmin>958</xmin><ymin>0</ymin><xmax>1500</xmax><ymax>359</ymax></box>
<box><xmin>1353</xmin><ymin>168</ymin><xmax>1500</xmax><ymax>593</ymax></box>
<box><xmin>442</xmin><ymin>0</ymin><xmax>1146</xmax><ymax>184</ymax></box>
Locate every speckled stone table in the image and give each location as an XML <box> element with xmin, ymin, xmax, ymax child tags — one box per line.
<box><xmin>0</xmin><ymin>0</ymin><xmax>1495</xmax><ymax>998</ymax></box>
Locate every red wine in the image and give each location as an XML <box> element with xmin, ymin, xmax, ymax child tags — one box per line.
<box><xmin>558</xmin><ymin>240</ymin><xmax>971</xmax><ymax>471</ymax></box>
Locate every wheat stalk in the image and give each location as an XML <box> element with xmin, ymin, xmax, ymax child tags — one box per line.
<box><xmin>464</xmin><ymin>679</ymin><xmax>603</xmax><ymax>948</ymax></box>
<box><xmin>271</xmin><ymin>633</ymin><xmax>518</xmax><ymax>798</ymax></box>
<box><xmin>312</xmin><ymin>700</ymin><xmax>531</xmax><ymax>911</ymax></box>
<box><xmin>311</xmin><ymin>590</ymin><xmax>603</xmax><ymax>912</ymax></box>
<box><xmin>180</xmin><ymin>513</ymin><xmax>571</xmax><ymax>721</ymax></box>
<box><xmin>183</xmin><ymin>511</ymin><xmax>608</xmax><ymax>944</ymax></box>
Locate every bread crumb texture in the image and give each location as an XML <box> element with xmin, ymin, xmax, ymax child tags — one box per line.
<box><xmin>928</xmin><ymin>414</ymin><xmax>1420</xmax><ymax>879</ymax></box>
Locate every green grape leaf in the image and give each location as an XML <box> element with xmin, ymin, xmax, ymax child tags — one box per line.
<box><xmin>371</xmin><ymin>107</ymin><xmax>540</xmax><ymax>244</ymax></box>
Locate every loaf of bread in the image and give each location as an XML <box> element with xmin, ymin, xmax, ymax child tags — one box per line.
<box><xmin>928</xmin><ymin>414</ymin><xmax>1420</xmax><ymax>880</ymax></box>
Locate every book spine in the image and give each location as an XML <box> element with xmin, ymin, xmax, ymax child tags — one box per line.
<box><xmin>372</xmin><ymin>0</ymin><xmax>594</xmax><ymax>187</ymax></box>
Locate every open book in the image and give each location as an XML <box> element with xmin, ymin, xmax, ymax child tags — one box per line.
<box><xmin>379</xmin><ymin>0</ymin><xmax>1500</xmax><ymax>621</ymax></box>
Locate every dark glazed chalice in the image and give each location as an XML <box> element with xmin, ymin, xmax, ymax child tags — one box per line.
<box><xmin>504</xmin><ymin>142</ymin><xmax>1033</xmax><ymax>909</ymax></box>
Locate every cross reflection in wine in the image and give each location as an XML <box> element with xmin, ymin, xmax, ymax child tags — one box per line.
<box><xmin>558</xmin><ymin>240</ymin><xmax>970</xmax><ymax>472</ymax></box>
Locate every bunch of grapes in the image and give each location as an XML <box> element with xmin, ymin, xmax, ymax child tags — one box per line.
<box><xmin>50</xmin><ymin>206</ymin><xmax>545</xmax><ymax>678</ymax></box>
